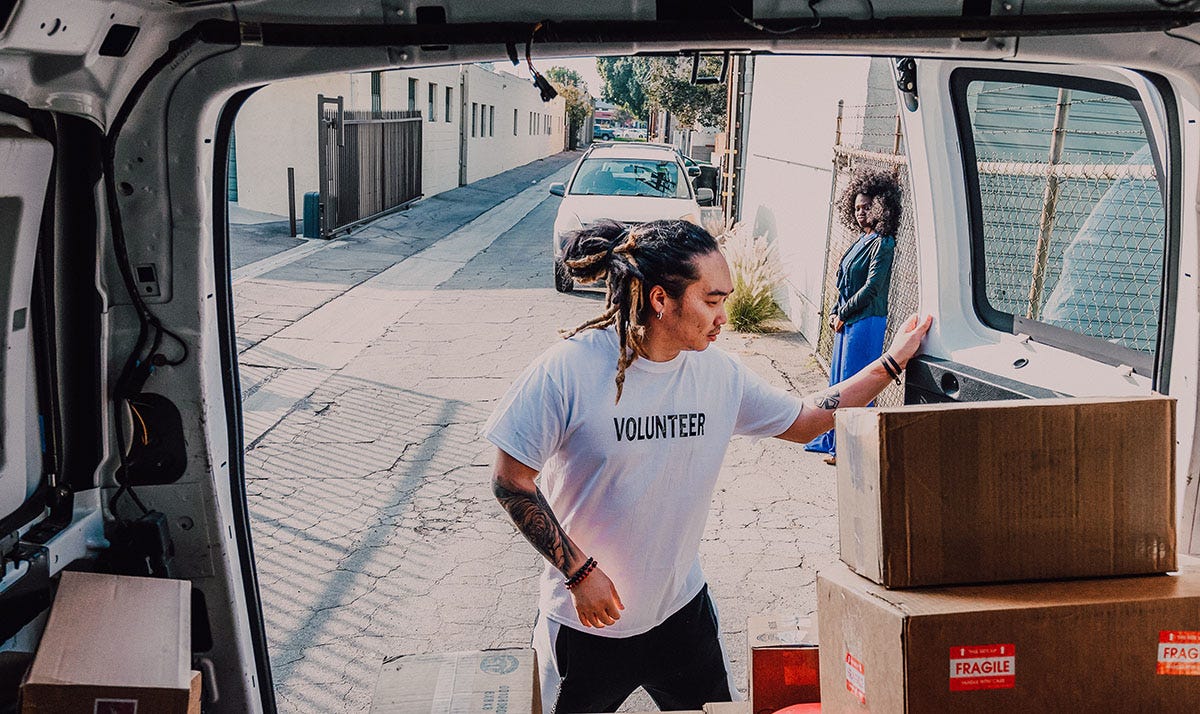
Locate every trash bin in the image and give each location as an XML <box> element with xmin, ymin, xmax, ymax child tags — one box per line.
<box><xmin>302</xmin><ymin>192</ymin><xmax>321</xmax><ymax>239</ymax></box>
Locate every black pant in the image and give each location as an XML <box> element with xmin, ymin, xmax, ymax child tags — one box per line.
<box><xmin>552</xmin><ymin>585</ymin><xmax>733</xmax><ymax>713</ymax></box>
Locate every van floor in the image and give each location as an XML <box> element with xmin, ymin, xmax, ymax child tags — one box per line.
<box><xmin>233</xmin><ymin>156</ymin><xmax>833</xmax><ymax>712</ymax></box>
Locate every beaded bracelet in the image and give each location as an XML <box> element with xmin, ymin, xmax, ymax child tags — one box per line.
<box><xmin>564</xmin><ymin>557</ymin><xmax>597</xmax><ymax>591</ymax></box>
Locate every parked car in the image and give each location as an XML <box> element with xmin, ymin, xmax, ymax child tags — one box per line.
<box><xmin>547</xmin><ymin>143</ymin><xmax>714</xmax><ymax>292</ymax></box>
<box><xmin>680</xmin><ymin>155</ymin><xmax>719</xmax><ymax>204</ymax></box>
<box><xmin>593</xmin><ymin>125</ymin><xmax>615</xmax><ymax>140</ymax></box>
<box><xmin>2</xmin><ymin>3</ymin><xmax>1199</xmax><ymax>713</ymax></box>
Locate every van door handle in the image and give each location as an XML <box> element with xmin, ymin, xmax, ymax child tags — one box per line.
<box><xmin>196</xmin><ymin>656</ymin><xmax>219</xmax><ymax>704</ymax></box>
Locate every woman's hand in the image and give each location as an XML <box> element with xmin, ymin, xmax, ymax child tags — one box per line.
<box><xmin>571</xmin><ymin>566</ymin><xmax>624</xmax><ymax>628</ymax></box>
<box><xmin>832</xmin><ymin>316</ymin><xmax>845</xmax><ymax>333</ymax></box>
<box><xmin>885</xmin><ymin>313</ymin><xmax>933</xmax><ymax>368</ymax></box>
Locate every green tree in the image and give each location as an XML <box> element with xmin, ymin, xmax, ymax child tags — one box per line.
<box><xmin>596</xmin><ymin>56</ymin><xmax>726</xmax><ymax>129</ymax></box>
<box><xmin>596</xmin><ymin>57</ymin><xmax>650</xmax><ymax>119</ymax></box>
<box><xmin>545</xmin><ymin>66</ymin><xmax>583</xmax><ymax>87</ymax></box>
<box><xmin>546</xmin><ymin>66</ymin><xmax>593</xmax><ymax>149</ymax></box>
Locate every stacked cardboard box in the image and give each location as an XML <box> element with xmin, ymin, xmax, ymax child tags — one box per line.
<box><xmin>819</xmin><ymin>559</ymin><xmax>1200</xmax><ymax>711</ymax></box>
<box><xmin>818</xmin><ymin>396</ymin><xmax>1200</xmax><ymax>712</ymax></box>
<box><xmin>20</xmin><ymin>571</ymin><xmax>200</xmax><ymax>714</ymax></box>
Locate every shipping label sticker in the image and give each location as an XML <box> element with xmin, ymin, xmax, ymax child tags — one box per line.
<box><xmin>1158</xmin><ymin>631</ymin><xmax>1200</xmax><ymax>675</ymax></box>
<box><xmin>949</xmin><ymin>643</ymin><xmax>1016</xmax><ymax>692</ymax></box>
<box><xmin>93</xmin><ymin>700</ymin><xmax>137</xmax><ymax>714</ymax></box>
<box><xmin>844</xmin><ymin>651</ymin><xmax>866</xmax><ymax>704</ymax></box>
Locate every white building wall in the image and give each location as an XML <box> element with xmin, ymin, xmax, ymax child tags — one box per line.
<box><xmin>232</xmin><ymin>64</ymin><xmax>566</xmax><ymax>217</ymax></box>
<box><xmin>737</xmin><ymin>56</ymin><xmax>871</xmax><ymax>343</ymax></box>
<box><xmin>462</xmin><ymin>65</ymin><xmax>566</xmax><ymax>184</ymax></box>
<box><xmin>381</xmin><ymin>66</ymin><xmax>466</xmax><ymax>196</ymax></box>
<box><xmin>232</xmin><ymin>72</ymin><xmax>352</xmax><ymax>218</ymax></box>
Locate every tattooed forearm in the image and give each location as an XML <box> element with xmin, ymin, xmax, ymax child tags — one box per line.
<box><xmin>492</xmin><ymin>480</ymin><xmax>580</xmax><ymax>574</ymax></box>
<box><xmin>813</xmin><ymin>389</ymin><xmax>841</xmax><ymax>410</ymax></box>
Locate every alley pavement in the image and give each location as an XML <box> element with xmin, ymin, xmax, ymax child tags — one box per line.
<box><xmin>233</xmin><ymin>152</ymin><xmax>838</xmax><ymax>713</ymax></box>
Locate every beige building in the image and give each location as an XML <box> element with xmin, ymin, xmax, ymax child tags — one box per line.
<box><xmin>231</xmin><ymin>64</ymin><xmax>567</xmax><ymax>217</ymax></box>
<box><xmin>733</xmin><ymin>56</ymin><xmax>874</xmax><ymax>342</ymax></box>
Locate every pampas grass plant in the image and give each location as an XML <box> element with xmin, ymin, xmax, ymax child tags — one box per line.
<box><xmin>720</xmin><ymin>223</ymin><xmax>787</xmax><ymax>333</ymax></box>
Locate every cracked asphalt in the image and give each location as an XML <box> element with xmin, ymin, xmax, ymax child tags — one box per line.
<box><xmin>231</xmin><ymin>153</ymin><xmax>838</xmax><ymax>713</ymax></box>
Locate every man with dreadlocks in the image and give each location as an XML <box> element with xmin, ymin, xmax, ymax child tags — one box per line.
<box><xmin>484</xmin><ymin>219</ymin><xmax>931</xmax><ymax>714</ymax></box>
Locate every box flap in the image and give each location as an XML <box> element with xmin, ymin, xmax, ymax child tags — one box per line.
<box><xmin>863</xmin><ymin>394</ymin><xmax>1173</xmax><ymax>414</ymax></box>
<box><xmin>747</xmin><ymin>615</ymin><xmax>818</xmax><ymax>649</ymax></box>
<box><xmin>26</xmin><ymin>572</ymin><xmax>190</xmax><ymax>690</ymax></box>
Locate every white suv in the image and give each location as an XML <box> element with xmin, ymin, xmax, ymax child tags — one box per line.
<box><xmin>548</xmin><ymin>143</ymin><xmax>714</xmax><ymax>291</ymax></box>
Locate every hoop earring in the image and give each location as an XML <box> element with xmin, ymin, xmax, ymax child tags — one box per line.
<box><xmin>657</xmin><ymin>311</ymin><xmax>663</xmax><ymax>320</ymax></box>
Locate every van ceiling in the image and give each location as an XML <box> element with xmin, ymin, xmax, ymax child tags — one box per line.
<box><xmin>175</xmin><ymin>1</ymin><xmax>1195</xmax><ymax>25</ymax></box>
<box><xmin>1</xmin><ymin>0</ymin><xmax>1198</xmax><ymax>128</ymax></box>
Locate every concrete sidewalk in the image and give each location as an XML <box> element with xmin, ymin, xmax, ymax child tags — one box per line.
<box><xmin>232</xmin><ymin>151</ymin><xmax>580</xmax><ymax>357</ymax></box>
<box><xmin>232</xmin><ymin>149</ymin><xmax>837</xmax><ymax>713</ymax></box>
<box><xmin>237</xmin><ymin>156</ymin><xmax>578</xmax><ymax>444</ymax></box>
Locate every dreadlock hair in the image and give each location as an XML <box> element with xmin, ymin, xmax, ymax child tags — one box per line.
<box><xmin>837</xmin><ymin>169</ymin><xmax>903</xmax><ymax>238</ymax></box>
<box><xmin>559</xmin><ymin>219</ymin><xmax>720</xmax><ymax>404</ymax></box>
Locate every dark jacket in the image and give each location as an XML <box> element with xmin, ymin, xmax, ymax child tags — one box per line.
<box><xmin>836</xmin><ymin>232</ymin><xmax>896</xmax><ymax>324</ymax></box>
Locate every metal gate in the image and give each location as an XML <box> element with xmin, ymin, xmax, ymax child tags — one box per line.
<box><xmin>317</xmin><ymin>94</ymin><xmax>423</xmax><ymax>238</ymax></box>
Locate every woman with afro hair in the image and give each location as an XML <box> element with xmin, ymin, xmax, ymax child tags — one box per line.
<box><xmin>806</xmin><ymin>169</ymin><xmax>903</xmax><ymax>465</ymax></box>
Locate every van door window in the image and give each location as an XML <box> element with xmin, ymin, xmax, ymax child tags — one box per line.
<box><xmin>952</xmin><ymin>71</ymin><xmax>1166</xmax><ymax>376</ymax></box>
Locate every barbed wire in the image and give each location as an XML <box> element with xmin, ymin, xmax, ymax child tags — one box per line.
<box><xmin>972</xmin><ymin>95</ymin><xmax>1123</xmax><ymax>114</ymax></box>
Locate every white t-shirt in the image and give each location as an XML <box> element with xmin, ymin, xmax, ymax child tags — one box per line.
<box><xmin>483</xmin><ymin>327</ymin><xmax>802</xmax><ymax>637</ymax></box>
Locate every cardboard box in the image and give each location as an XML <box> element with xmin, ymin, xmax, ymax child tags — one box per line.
<box><xmin>817</xmin><ymin>559</ymin><xmax>1200</xmax><ymax>713</ymax></box>
<box><xmin>702</xmin><ymin>703</ymin><xmax>750</xmax><ymax>714</ymax></box>
<box><xmin>21</xmin><ymin>571</ymin><xmax>199</xmax><ymax>714</ymax></box>
<box><xmin>370</xmin><ymin>648</ymin><xmax>539</xmax><ymax>714</ymax></box>
<box><xmin>837</xmin><ymin>396</ymin><xmax>1176</xmax><ymax>588</ymax></box>
<box><xmin>747</xmin><ymin>615</ymin><xmax>820</xmax><ymax>714</ymax></box>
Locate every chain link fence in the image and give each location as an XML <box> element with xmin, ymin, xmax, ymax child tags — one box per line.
<box><xmin>816</xmin><ymin>101</ymin><xmax>919</xmax><ymax>407</ymax></box>
<box><xmin>967</xmin><ymin>84</ymin><xmax>1164</xmax><ymax>357</ymax></box>
<box><xmin>816</xmin><ymin>84</ymin><xmax>1164</xmax><ymax>403</ymax></box>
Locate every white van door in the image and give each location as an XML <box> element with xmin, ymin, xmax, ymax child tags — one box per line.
<box><xmin>899</xmin><ymin>60</ymin><xmax>1196</xmax><ymax>550</ymax></box>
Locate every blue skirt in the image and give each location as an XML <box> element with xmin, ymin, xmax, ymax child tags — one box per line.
<box><xmin>804</xmin><ymin>315</ymin><xmax>887</xmax><ymax>455</ymax></box>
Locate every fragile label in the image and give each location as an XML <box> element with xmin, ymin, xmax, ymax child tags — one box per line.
<box><xmin>949</xmin><ymin>643</ymin><xmax>1016</xmax><ymax>691</ymax></box>
<box><xmin>844</xmin><ymin>651</ymin><xmax>866</xmax><ymax>704</ymax></box>
<box><xmin>1158</xmin><ymin>631</ymin><xmax>1200</xmax><ymax>675</ymax></box>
